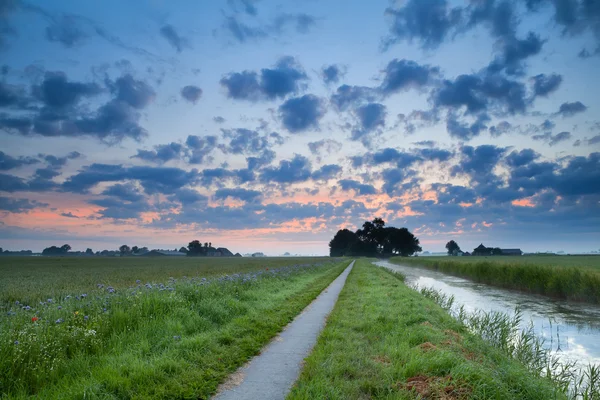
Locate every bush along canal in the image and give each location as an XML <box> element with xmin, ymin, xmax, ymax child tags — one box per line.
<box><xmin>377</xmin><ymin>259</ymin><xmax>600</xmax><ymax>398</ymax></box>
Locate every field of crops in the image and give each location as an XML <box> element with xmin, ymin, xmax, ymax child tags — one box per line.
<box><xmin>393</xmin><ymin>255</ymin><xmax>600</xmax><ymax>303</ymax></box>
<box><xmin>0</xmin><ymin>256</ymin><xmax>347</xmax><ymax>398</ymax></box>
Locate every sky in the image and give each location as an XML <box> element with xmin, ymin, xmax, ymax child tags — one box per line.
<box><xmin>0</xmin><ymin>0</ymin><xmax>599</xmax><ymax>255</ymax></box>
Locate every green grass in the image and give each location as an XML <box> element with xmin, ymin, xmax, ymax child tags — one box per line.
<box><xmin>392</xmin><ymin>256</ymin><xmax>600</xmax><ymax>304</ymax></box>
<box><xmin>287</xmin><ymin>260</ymin><xmax>566</xmax><ymax>400</ymax></box>
<box><xmin>1</xmin><ymin>259</ymin><xmax>349</xmax><ymax>399</ymax></box>
<box><xmin>0</xmin><ymin>256</ymin><xmax>332</xmax><ymax>304</ymax></box>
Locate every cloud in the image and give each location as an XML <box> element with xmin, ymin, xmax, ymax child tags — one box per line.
<box><xmin>33</xmin><ymin>71</ymin><xmax>102</xmax><ymax>109</ymax></box>
<box><xmin>181</xmin><ymin>85</ymin><xmax>203</xmax><ymax>103</ymax></box>
<box><xmin>159</xmin><ymin>25</ymin><xmax>188</xmax><ymax>52</ymax></box>
<box><xmin>260</xmin><ymin>154</ymin><xmax>312</xmax><ymax>184</ymax></box>
<box><xmin>220</xmin><ymin>57</ymin><xmax>307</xmax><ymax>101</ymax></box>
<box><xmin>167</xmin><ymin>188</ymin><xmax>208</xmax><ymax>205</ymax></box>
<box><xmin>321</xmin><ymin>64</ymin><xmax>345</xmax><ymax>85</ymax></box>
<box><xmin>133</xmin><ymin>142</ymin><xmax>185</xmax><ymax>164</ymax></box>
<box><xmin>220</xmin><ymin>128</ymin><xmax>279</xmax><ymax>155</ymax></box>
<box><xmin>487</xmin><ymin>32</ymin><xmax>545</xmax><ymax>75</ymax></box>
<box><xmin>186</xmin><ymin>135</ymin><xmax>218</xmax><ymax>164</ymax></box>
<box><xmin>532</xmin><ymin>73</ymin><xmax>562</xmax><ymax>97</ymax></box>
<box><xmin>556</xmin><ymin>101</ymin><xmax>587</xmax><ymax>117</ymax></box>
<box><xmin>311</xmin><ymin>164</ymin><xmax>342</xmax><ymax>181</ymax></box>
<box><xmin>330</xmin><ymin>84</ymin><xmax>378</xmax><ymax>111</ymax></box>
<box><xmin>446</xmin><ymin>113</ymin><xmax>491</xmax><ymax>140</ymax></box>
<box><xmin>0</xmin><ymin>151</ymin><xmax>39</xmax><ymax>170</ymax></box>
<box><xmin>45</xmin><ymin>16</ymin><xmax>87</xmax><ymax>47</ymax></box>
<box><xmin>505</xmin><ymin>149</ymin><xmax>540</xmax><ymax>167</ymax></box>
<box><xmin>101</xmin><ymin>183</ymin><xmax>145</xmax><ymax>202</ymax></box>
<box><xmin>338</xmin><ymin>179</ymin><xmax>377</xmax><ymax>195</ymax></box>
<box><xmin>278</xmin><ymin>94</ymin><xmax>325</xmax><ymax>133</ymax></box>
<box><xmin>351</xmin><ymin>103</ymin><xmax>387</xmax><ymax>142</ymax></box>
<box><xmin>0</xmin><ymin>196</ymin><xmax>48</xmax><ymax>213</ymax></box>
<box><xmin>228</xmin><ymin>0</ymin><xmax>258</xmax><ymax>16</ymax></box>
<box><xmin>452</xmin><ymin>145</ymin><xmax>507</xmax><ymax>184</ymax></box>
<box><xmin>62</xmin><ymin>164</ymin><xmax>199</xmax><ymax>195</ymax></box>
<box><xmin>532</xmin><ymin>131</ymin><xmax>572</xmax><ymax>146</ymax></box>
<box><xmin>383</xmin><ymin>0</ymin><xmax>463</xmax><ymax>50</ymax></box>
<box><xmin>307</xmin><ymin>139</ymin><xmax>343</xmax><ymax>162</ymax></box>
<box><xmin>213</xmin><ymin>116</ymin><xmax>226</xmax><ymax>124</ymax></box>
<box><xmin>60</xmin><ymin>212</ymin><xmax>79</xmax><ymax>218</ymax></box>
<box><xmin>109</xmin><ymin>74</ymin><xmax>155</xmax><ymax>109</ymax></box>
<box><xmin>222</xmin><ymin>12</ymin><xmax>316</xmax><ymax>43</ymax></box>
<box><xmin>379</xmin><ymin>59</ymin><xmax>439</xmax><ymax>96</ymax></box>
<box><xmin>214</xmin><ymin>187</ymin><xmax>262</xmax><ymax>202</ymax></box>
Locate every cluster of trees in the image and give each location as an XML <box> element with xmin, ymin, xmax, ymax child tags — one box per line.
<box><xmin>41</xmin><ymin>244</ymin><xmax>72</xmax><ymax>255</ymax></box>
<box><xmin>445</xmin><ymin>241</ymin><xmax>505</xmax><ymax>256</ymax></box>
<box><xmin>0</xmin><ymin>248</ymin><xmax>33</xmax><ymax>255</ymax></box>
<box><xmin>118</xmin><ymin>245</ymin><xmax>150</xmax><ymax>255</ymax></box>
<box><xmin>329</xmin><ymin>218</ymin><xmax>422</xmax><ymax>257</ymax></box>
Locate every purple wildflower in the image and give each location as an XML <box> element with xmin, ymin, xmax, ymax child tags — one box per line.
<box><xmin>136</xmin><ymin>279</ymin><xmax>141</xmax><ymax>284</ymax></box>
<box><xmin>57</xmin><ymin>306</ymin><xmax>62</xmax><ymax>310</ymax></box>
<box><xmin>84</xmin><ymin>315</ymin><xmax>89</xmax><ymax>321</ymax></box>
<box><xmin>55</xmin><ymin>318</ymin><xmax>64</xmax><ymax>324</ymax></box>
<box><xmin>15</xmin><ymin>301</ymin><xmax>19</xmax><ymax>305</ymax></box>
<box><xmin>14</xmin><ymin>340</ymin><xmax>19</xmax><ymax>345</ymax></box>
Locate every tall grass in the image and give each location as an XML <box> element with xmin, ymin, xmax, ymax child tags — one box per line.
<box><xmin>0</xmin><ymin>261</ymin><xmax>347</xmax><ymax>398</ymax></box>
<box><xmin>418</xmin><ymin>286</ymin><xmax>600</xmax><ymax>399</ymax></box>
<box><xmin>396</xmin><ymin>257</ymin><xmax>600</xmax><ymax>304</ymax></box>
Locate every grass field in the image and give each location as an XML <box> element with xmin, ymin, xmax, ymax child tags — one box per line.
<box><xmin>288</xmin><ymin>260</ymin><xmax>567</xmax><ymax>399</ymax></box>
<box><xmin>0</xmin><ymin>257</ymin><xmax>349</xmax><ymax>399</ymax></box>
<box><xmin>0</xmin><ymin>256</ymin><xmax>332</xmax><ymax>304</ymax></box>
<box><xmin>392</xmin><ymin>255</ymin><xmax>600</xmax><ymax>304</ymax></box>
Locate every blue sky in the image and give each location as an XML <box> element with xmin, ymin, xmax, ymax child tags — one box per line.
<box><xmin>1</xmin><ymin>0</ymin><xmax>599</xmax><ymax>255</ymax></box>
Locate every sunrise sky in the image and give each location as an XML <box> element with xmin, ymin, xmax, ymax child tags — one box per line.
<box><xmin>1</xmin><ymin>0</ymin><xmax>599</xmax><ymax>255</ymax></box>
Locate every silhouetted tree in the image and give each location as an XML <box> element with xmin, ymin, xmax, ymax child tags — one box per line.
<box><xmin>119</xmin><ymin>245</ymin><xmax>131</xmax><ymax>255</ymax></box>
<box><xmin>131</xmin><ymin>246</ymin><xmax>139</xmax><ymax>254</ymax></box>
<box><xmin>384</xmin><ymin>227</ymin><xmax>422</xmax><ymax>257</ymax></box>
<box><xmin>179</xmin><ymin>246</ymin><xmax>188</xmax><ymax>253</ymax></box>
<box><xmin>188</xmin><ymin>240</ymin><xmax>205</xmax><ymax>256</ymax></box>
<box><xmin>445</xmin><ymin>240</ymin><xmax>461</xmax><ymax>255</ymax></box>
<box><xmin>329</xmin><ymin>229</ymin><xmax>358</xmax><ymax>257</ymax></box>
<box><xmin>85</xmin><ymin>248</ymin><xmax>93</xmax><ymax>255</ymax></box>
<box><xmin>492</xmin><ymin>247</ymin><xmax>503</xmax><ymax>255</ymax></box>
<box><xmin>42</xmin><ymin>244</ymin><xmax>71</xmax><ymax>255</ymax></box>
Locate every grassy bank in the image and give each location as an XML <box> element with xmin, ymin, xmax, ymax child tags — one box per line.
<box><xmin>288</xmin><ymin>260</ymin><xmax>565</xmax><ymax>399</ymax></box>
<box><xmin>0</xmin><ymin>256</ymin><xmax>332</xmax><ymax>304</ymax></box>
<box><xmin>1</xmin><ymin>260</ymin><xmax>348</xmax><ymax>399</ymax></box>
<box><xmin>391</xmin><ymin>256</ymin><xmax>600</xmax><ymax>304</ymax></box>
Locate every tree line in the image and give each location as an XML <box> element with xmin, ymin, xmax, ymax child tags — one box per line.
<box><xmin>329</xmin><ymin>218</ymin><xmax>422</xmax><ymax>257</ymax></box>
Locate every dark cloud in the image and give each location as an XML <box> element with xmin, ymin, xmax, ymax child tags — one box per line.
<box><xmin>181</xmin><ymin>85</ymin><xmax>203</xmax><ymax>104</ymax></box>
<box><xmin>446</xmin><ymin>113</ymin><xmax>491</xmax><ymax>140</ymax></box>
<box><xmin>220</xmin><ymin>128</ymin><xmax>276</xmax><ymax>155</ymax></box>
<box><xmin>220</xmin><ymin>57</ymin><xmax>307</xmax><ymax>101</ymax></box>
<box><xmin>330</xmin><ymin>84</ymin><xmax>378</xmax><ymax>111</ymax></box>
<box><xmin>159</xmin><ymin>25</ymin><xmax>188</xmax><ymax>52</ymax></box>
<box><xmin>505</xmin><ymin>148</ymin><xmax>540</xmax><ymax>167</ymax></box>
<box><xmin>487</xmin><ymin>32</ymin><xmax>545</xmax><ymax>75</ymax></box>
<box><xmin>109</xmin><ymin>74</ymin><xmax>155</xmax><ymax>109</ymax></box>
<box><xmin>532</xmin><ymin>73</ymin><xmax>562</xmax><ymax>97</ymax></box>
<box><xmin>0</xmin><ymin>173</ymin><xmax>29</xmax><ymax>192</ymax></box>
<box><xmin>0</xmin><ymin>196</ymin><xmax>48</xmax><ymax>213</ymax></box>
<box><xmin>247</xmin><ymin>150</ymin><xmax>276</xmax><ymax>171</ymax></box>
<box><xmin>222</xmin><ymin>12</ymin><xmax>316</xmax><ymax>43</ymax></box>
<box><xmin>417</xmin><ymin>148</ymin><xmax>454</xmax><ymax>162</ymax></box>
<box><xmin>433</xmin><ymin>72</ymin><xmax>527</xmax><ymax>115</ymax></box>
<box><xmin>214</xmin><ymin>187</ymin><xmax>262</xmax><ymax>202</ymax></box>
<box><xmin>260</xmin><ymin>154</ymin><xmax>312</xmax><ymax>184</ymax></box>
<box><xmin>33</xmin><ymin>167</ymin><xmax>60</xmax><ymax>180</ymax></box>
<box><xmin>278</xmin><ymin>94</ymin><xmax>325</xmax><ymax>133</ymax></box>
<box><xmin>213</xmin><ymin>116</ymin><xmax>226</xmax><ymax>124</ymax></box>
<box><xmin>101</xmin><ymin>183</ymin><xmax>145</xmax><ymax>202</ymax></box>
<box><xmin>381</xmin><ymin>168</ymin><xmax>418</xmax><ymax>196</ymax></box>
<box><xmin>0</xmin><ymin>151</ymin><xmax>39</xmax><ymax>170</ymax></box>
<box><xmin>33</xmin><ymin>71</ymin><xmax>101</xmax><ymax>109</ymax></box>
<box><xmin>338</xmin><ymin>179</ymin><xmax>377</xmax><ymax>195</ymax></box>
<box><xmin>45</xmin><ymin>16</ymin><xmax>87</xmax><ymax>47</ymax></box>
<box><xmin>452</xmin><ymin>145</ymin><xmax>507</xmax><ymax>184</ymax></box>
<box><xmin>60</xmin><ymin>212</ymin><xmax>79</xmax><ymax>218</ymax></box>
<box><xmin>412</xmin><ymin>140</ymin><xmax>436</xmax><ymax>147</ymax></box>
<box><xmin>311</xmin><ymin>164</ymin><xmax>342</xmax><ymax>181</ymax></box>
<box><xmin>371</xmin><ymin>148</ymin><xmax>421</xmax><ymax>168</ymax></box>
<box><xmin>589</xmin><ymin>135</ymin><xmax>600</xmax><ymax>145</ymax></box>
<box><xmin>308</xmin><ymin>139</ymin><xmax>343</xmax><ymax>162</ymax></box>
<box><xmin>62</xmin><ymin>164</ymin><xmax>199</xmax><ymax>195</ymax></box>
<box><xmin>133</xmin><ymin>142</ymin><xmax>185</xmax><ymax>164</ymax></box>
<box><xmin>228</xmin><ymin>0</ymin><xmax>258</xmax><ymax>16</ymax></box>
<box><xmin>383</xmin><ymin>0</ymin><xmax>463</xmax><ymax>49</ymax></box>
<box><xmin>321</xmin><ymin>64</ymin><xmax>345</xmax><ymax>85</ymax></box>
<box><xmin>352</xmin><ymin>103</ymin><xmax>387</xmax><ymax>142</ymax></box>
<box><xmin>167</xmin><ymin>188</ymin><xmax>208</xmax><ymax>205</ymax></box>
<box><xmin>532</xmin><ymin>131</ymin><xmax>572</xmax><ymax>146</ymax></box>
<box><xmin>222</xmin><ymin>16</ymin><xmax>268</xmax><ymax>43</ymax></box>
<box><xmin>186</xmin><ymin>135</ymin><xmax>218</xmax><ymax>164</ymax></box>
<box><xmin>379</xmin><ymin>59</ymin><xmax>439</xmax><ymax>96</ymax></box>
<box><xmin>556</xmin><ymin>101</ymin><xmax>587</xmax><ymax>117</ymax></box>
<box><xmin>90</xmin><ymin>196</ymin><xmax>151</xmax><ymax>220</ymax></box>
<box><xmin>272</xmin><ymin>13</ymin><xmax>316</xmax><ymax>34</ymax></box>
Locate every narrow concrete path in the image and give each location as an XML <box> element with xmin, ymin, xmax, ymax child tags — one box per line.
<box><xmin>212</xmin><ymin>260</ymin><xmax>355</xmax><ymax>400</ymax></box>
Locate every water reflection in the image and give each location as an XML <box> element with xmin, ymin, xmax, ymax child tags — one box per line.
<box><xmin>376</xmin><ymin>260</ymin><xmax>600</xmax><ymax>366</ymax></box>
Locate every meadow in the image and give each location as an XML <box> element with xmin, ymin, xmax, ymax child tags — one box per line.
<box><xmin>0</xmin><ymin>256</ymin><xmax>331</xmax><ymax>304</ymax></box>
<box><xmin>0</xmin><ymin>256</ymin><xmax>349</xmax><ymax>399</ymax></box>
<box><xmin>288</xmin><ymin>260</ymin><xmax>576</xmax><ymax>399</ymax></box>
<box><xmin>392</xmin><ymin>255</ymin><xmax>600</xmax><ymax>304</ymax></box>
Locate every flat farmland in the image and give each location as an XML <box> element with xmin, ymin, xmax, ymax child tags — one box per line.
<box><xmin>0</xmin><ymin>256</ymin><xmax>333</xmax><ymax>304</ymax></box>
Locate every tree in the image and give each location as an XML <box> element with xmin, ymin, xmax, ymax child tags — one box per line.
<box><xmin>131</xmin><ymin>246</ymin><xmax>139</xmax><ymax>254</ymax></box>
<box><xmin>42</xmin><ymin>244</ymin><xmax>71</xmax><ymax>255</ymax></box>
<box><xmin>384</xmin><ymin>227</ymin><xmax>422</xmax><ymax>257</ymax></box>
<box><xmin>329</xmin><ymin>229</ymin><xmax>358</xmax><ymax>257</ymax></box>
<box><xmin>85</xmin><ymin>248</ymin><xmax>93</xmax><ymax>255</ymax></box>
<box><xmin>179</xmin><ymin>246</ymin><xmax>188</xmax><ymax>253</ymax></box>
<box><xmin>188</xmin><ymin>240</ymin><xmax>205</xmax><ymax>256</ymax></box>
<box><xmin>492</xmin><ymin>247</ymin><xmax>503</xmax><ymax>255</ymax></box>
<box><xmin>445</xmin><ymin>240</ymin><xmax>461</xmax><ymax>255</ymax></box>
<box><xmin>119</xmin><ymin>245</ymin><xmax>131</xmax><ymax>255</ymax></box>
<box><xmin>60</xmin><ymin>244</ymin><xmax>71</xmax><ymax>253</ymax></box>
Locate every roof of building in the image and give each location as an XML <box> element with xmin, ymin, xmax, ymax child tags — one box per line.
<box><xmin>500</xmin><ymin>248</ymin><xmax>522</xmax><ymax>253</ymax></box>
<box><xmin>474</xmin><ymin>244</ymin><xmax>488</xmax><ymax>250</ymax></box>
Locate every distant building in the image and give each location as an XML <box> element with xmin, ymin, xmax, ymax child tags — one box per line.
<box><xmin>473</xmin><ymin>244</ymin><xmax>492</xmax><ymax>256</ymax></box>
<box><xmin>500</xmin><ymin>248</ymin><xmax>523</xmax><ymax>256</ymax></box>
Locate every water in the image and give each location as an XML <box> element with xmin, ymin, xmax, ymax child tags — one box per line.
<box><xmin>375</xmin><ymin>260</ymin><xmax>600</xmax><ymax>367</ymax></box>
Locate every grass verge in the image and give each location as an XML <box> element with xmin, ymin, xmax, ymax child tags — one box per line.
<box><xmin>391</xmin><ymin>256</ymin><xmax>600</xmax><ymax>304</ymax></box>
<box><xmin>1</xmin><ymin>260</ymin><xmax>348</xmax><ymax>399</ymax></box>
<box><xmin>287</xmin><ymin>260</ymin><xmax>566</xmax><ymax>399</ymax></box>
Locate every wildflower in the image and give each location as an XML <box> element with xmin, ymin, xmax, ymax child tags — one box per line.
<box><xmin>173</xmin><ymin>335</ymin><xmax>181</xmax><ymax>341</ymax></box>
<box><xmin>81</xmin><ymin>294</ymin><xmax>87</xmax><ymax>298</ymax></box>
<box><xmin>47</xmin><ymin>298</ymin><xmax>53</xmax><ymax>303</ymax></box>
<box><xmin>84</xmin><ymin>315</ymin><xmax>89</xmax><ymax>321</ymax></box>
<box><xmin>136</xmin><ymin>279</ymin><xmax>141</xmax><ymax>284</ymax></box>
<box><xmin>24</xmin><ymin>306</ymin><xmax>31</xmax><ymax>311</ymax></box>
<box><xmin>57</xmin><ymin>306</ymin><xmax>62</xmax><ymax>310</ymax></box>
<box><xmin>65</xmin><ymin>295</ymin><xmax>71</xmax><ymax>299</ymax></box>
<box><xmin>55</xmin><ymin>318</ymin><xmax>63</xmax><ymax>324</ymax></box>
<box><xmin>31</xmin><ymin>317</ymin><xmax>38</xmax><ymax>322</ymax></box>
<box><xmin>97</xmin><ymin>284</ymin><xmax>104</xmax><ymax>289</ymax></box>
<box><xmin>15</xmin><ymin>301</ymin><xmax>19</xmax><ymax>305</ymax></box>
<box><xmin>14</xmin><ymin>340</ymin><xmax>19</xmax><ymax>345</ymax></box>
<box><xmin>107</xmin><ymin>287</ymin><xmax>115</xmax><ymax>293</ymax></box>
<box><xmin>103</xmin><ymin>308</ymin><xmax>107</xmax><ymax>312</ymax></box>
<box><xmin>74</xmin><ymin>311</ymin><xmax>79</xmax><ymax>315</ymax></box>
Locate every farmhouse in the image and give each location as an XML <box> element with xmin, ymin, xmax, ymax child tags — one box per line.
<box><xmin>473</xmin><ymin>244</ymin><xmax>522</xmax><ymax>256</ymax></box>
